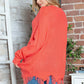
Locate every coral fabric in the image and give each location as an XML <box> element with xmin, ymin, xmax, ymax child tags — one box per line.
<box><xmin>12</xmin><ymin>5</ymin><xmax>68</xmax><ymax>84</ymax></box>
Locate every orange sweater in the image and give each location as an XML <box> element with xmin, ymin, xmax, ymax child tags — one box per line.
<box><xmin>12</xmin><ymin>5</ymin><xmax>68</xmax><ymax>84</ymax></box>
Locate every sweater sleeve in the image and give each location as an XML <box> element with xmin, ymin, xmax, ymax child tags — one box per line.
<box><xmin>12</xmin><ymin>7</ymin><xmax>50</xmax><ymax>66</ymax></box>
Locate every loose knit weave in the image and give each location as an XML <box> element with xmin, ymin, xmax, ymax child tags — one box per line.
<box><xmin>13</xmin><ymin>5</ymin><xmax>68</xmax><ymax>84</ymax></box>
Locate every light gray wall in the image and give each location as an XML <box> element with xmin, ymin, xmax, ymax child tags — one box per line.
<box><xmin>9</xmin><ymin>0</ymin><xmax>34</xmax><ymax>84</ymax></box>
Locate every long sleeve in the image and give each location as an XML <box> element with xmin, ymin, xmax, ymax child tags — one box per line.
<box><xmin>12</xmin><ymin>7</ymin><xmax>50</xmax><ymax>66</ymax></box>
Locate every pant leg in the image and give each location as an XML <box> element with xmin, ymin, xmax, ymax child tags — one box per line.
<box><xmin>44</xmin><ymin>80</ymin><xmax>46</xmax><ymax>84</ymax></box>
<box><xmin>27</xmin><ymin>76</ymin><xmax>39</xmax><ymax>84</ymax></box>
<box><xmin>27</xmin><ymin>76</ymin><xmax>46</xmax><ymax>84</ymax></box>
<box><xmin>27</xmin><ymin>76</ymin><xmax>58</xmax><ymax>84</ymax></box>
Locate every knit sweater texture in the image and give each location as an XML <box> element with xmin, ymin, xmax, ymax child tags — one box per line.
<box><xmin>13</xmin><ymin>5</ymin><xmax>68</xmax><ymax>84</ymax></box>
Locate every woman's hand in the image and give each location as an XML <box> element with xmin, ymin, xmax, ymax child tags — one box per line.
<box><xmin>15</xmin><ymin>64</ymin><xmax>20</xmax><ymax>68</ymax></box>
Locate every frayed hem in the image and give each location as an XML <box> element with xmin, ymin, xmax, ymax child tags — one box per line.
<box><xmin>22</xmin><ymin>75</ymin><xmax>64</xmax><ymax>84</ymax></box>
